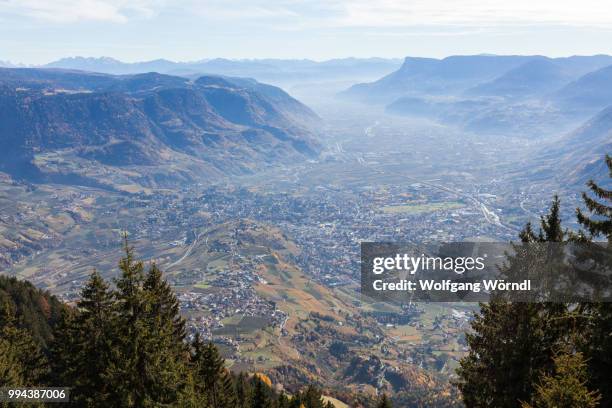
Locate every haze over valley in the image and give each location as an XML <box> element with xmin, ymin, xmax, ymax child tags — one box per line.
<box><xmin>1</xmin><ymin>53</ymin><xmax>611</xmax><ymax>404</ymax></box>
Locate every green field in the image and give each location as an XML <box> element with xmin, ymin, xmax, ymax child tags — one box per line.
<box><xmin>213</xmin><ymin>315</ymin><xmax>271</xmax><ymax>336</ymax></box>
<box><xmin>381</xmin><ymin>201</ymin><xmax>464</xmax><ymax>214</ymax></box>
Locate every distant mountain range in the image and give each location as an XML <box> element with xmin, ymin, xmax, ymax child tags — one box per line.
<box><xmin>40</xmin><ymin>57</ymin><xmax>402</xmax><ymax>88</ymax></box>
<box><xmin>467</xmin><ymin>55</ymin><xmax>612</xmax><ymax>98</ymax></box>
<box><xmin>465</xmin><ymin>58</ymin><xmax>572</xmax><ymax>98</ymax></box>
<box><xmin>345</xmin><ymin>54</ymin><xmax>612</xmax><ymax>138</ymax></box>
<box><xmin>0</xmin><ymin>68</ymin><xmax>321</xmax><ymax>190</ymax></box>
<box><xmin>0</xmin><ymin>60</ymin><xmax>19</xmax><ymax>68</ymax></box>
<box><xmin>340</xmin><ymin>55</ymin><xmax>612</xmax><ymax>104</ymax></box>
<box><xmin>340</xmin><ymin>55</ymin><xmax>538</xmax><ymax>102</ymax></box>
<box><xmin>341</xmin><ymin>55</ymin><xmax>612</xmax><ymax>105</ymax></box>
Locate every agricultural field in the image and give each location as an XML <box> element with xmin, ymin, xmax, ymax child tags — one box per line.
<box><xmin>381</xmin><ymin>201</ymin><xmax>465</xmax><ymax>215</ymax></box>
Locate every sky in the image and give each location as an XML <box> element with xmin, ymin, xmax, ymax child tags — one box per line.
<box><xmin>3</xmin><ymin>0</ymin><xmax>612</xmax><ymax>64</ymax></box>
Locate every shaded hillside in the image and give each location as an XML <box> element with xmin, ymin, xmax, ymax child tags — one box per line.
<box><xmin>552</xmin><ymin>65</ymin><xmax>612</xmax><ymax>113</ymax></box>
<box><xmin>0</xmin><ymin>69</ymin><xmax>321</xmax><ymax>188</ymax></box>
<box><xmin>467</xmin><ymin>56</ymin><xmax>612</xmax><ymax>99</ymax></box>
<box><xmin>538</xmin><ymin>106</ymin><xmax>612</xmax><ymax>185</ymax></box>
<box><xmin>0</xmin><ymin>275</ymin><xmax>65</xmax><ymax>349</ymax></box>
<box><xmin>466</xmin><ymin>58</ymin><xmax>571</xmax><ymax>98</ymax></box>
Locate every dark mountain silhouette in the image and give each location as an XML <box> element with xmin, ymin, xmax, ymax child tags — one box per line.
<box><xmin>0</xmin><ymin>68</ymin><xmax>321</xmax><ymax>187</ymax></box>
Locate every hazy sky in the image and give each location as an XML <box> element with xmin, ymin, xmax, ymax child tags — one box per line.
<box><xmin>3</xmin><ymin>0</ymin><xmax>612</xmax><ymax>64</ymax></box>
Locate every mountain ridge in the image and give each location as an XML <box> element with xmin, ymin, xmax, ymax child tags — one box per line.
<box><xmin>341</xmin><ymin>55</ymin><xmax>612</xmax><ymax>106</ymax></box>
<box><xmin>40</xmin><ymin>57</ymin><xmax>403</xmax><ymax>87</ymax></box>
<box><xmin>552</xmin><ymin>64</ymin><xmax>612</xmax><ymax>112</ymax></box>
<box><xmin>339</xmin><ymin>55</ymin><xmax>539</xmax><ymax>103</ymax></box>
<box><xmin>535</xmin><ymin>105</ymin><xmax>612</xmax><ymax>185</ymax></box>
<box><xmin>0</xmin><ymin>68</ymin><xmax>321</xmax><ymax>189</ymax></box>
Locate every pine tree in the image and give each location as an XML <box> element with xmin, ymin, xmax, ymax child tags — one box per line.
<box><xmin>105</xmin><ymin>236</ymin><xmax>148</xmax><ymax>406</ymax></box>
<box><xmin>522</xmin><ymin>349</ymin><xmax>601</xmax><ymax>408</ymax></box>
<box><xmin>0</xmin><ymin>306</ymin><xmax>48</xmax><ymax>408</ymax></box>
<box><xmin>141</xmin><ymin>262</ymin><xmax>195</xmax><ymax>404</ymax></box>
<box><xmin>541</xmin><ymin>195</ymin><xmax>565</xmax><ymax>242</ymax></box>
<box><xmin>47</xmin><ymin>309</ymin><xmax>77</xmax><ymax>386</ymax></box>
<box><xmin>0</xmin><ymin>303</ymin><xmax>46</xmax><ymax>408</ymax></box>
<box><xmin>106</xmin><ymin>235</ymin><xmax>196</xmax><ymax>407</ymax></box>
<box><xmin>76</xmin><ymin>270</ymin><xmax>114</xmax><ymax>404</ymax></box>
<box><xmin>574</xmin><ymin>154</ymin><xmax>612</xmax><ymax>407</ymax></box>
<box><xmin>235</xmin><ymin>372</ymin><xmax>250</xmax><ymax>407</ymax></box>
<box><xmin>250</xmin><ymin>376</ymin><xmax>272</xmax><ymax>408</ymax></box>
<box><xmin>457</xmin><ymin>198</ymin><xmax>569</xmax><ymax>407</ymax></box>
<box><xmin>143</xmin><ymin>263</ymin><xmax>187</xmax><ymax>348</ymax></box>
<box><xmin>517</xmin><ymin>195</ymin><xmax>565</xmax><ymax>243</ymax></box>
<box><xmin>277</xmin><ymin>392</ymin><xmax>291</xmax><ymax>408</ymax></box>
<box><xmin>576</xmin><ymin>154</ymin><xmax>612</xmax><ymax>241</ymax></box>
<box><xmin>292</xmin><ymin>385</ymin><xmax>330</xmax><ymax>408</ymax></box>
<box><xmin>0</xmin><ymin>301</ymin><xmax>47</xmax><ymax>387</ymax></box>
<box><xmin>457</xmin><ymin>300</ymin><xmax>553</xmax><ymax>407</ymax></box>
<box><xmin>459</xmin><ymin>157</ymin><xmax>612</xmax><ymax>407</ymax></box>
<box><xmin>192</xmin><ymin>334</ymin><xmax>234</xmax><ymax>408</ymax></box>
<box><xmin>0</xmin><ymin>302</ymin><xmax>25</xmax><ymax>387</ymax></box>
<box><xmin>220</xmin><ymin>370</ymin><xmax>237</xmax><ymax>408</ymax></box>
<box><xmin>376</xmin><ymin>394</ymin><xmax>393</xmax><ymax>408</ymax></box>
<box><xmin>0</xmin><ymin>336</ymin><xmax>22</xmax><ymax>388</ymax></box>
<box><xmin>582</xmin><ymin>302</ymin><xmax>612</xmax><ymax>408</ymax></box>
<box><xmin>49</xmin><ymin>270</ymin><xmax>114</xmax><ymax>405</ymax></box>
